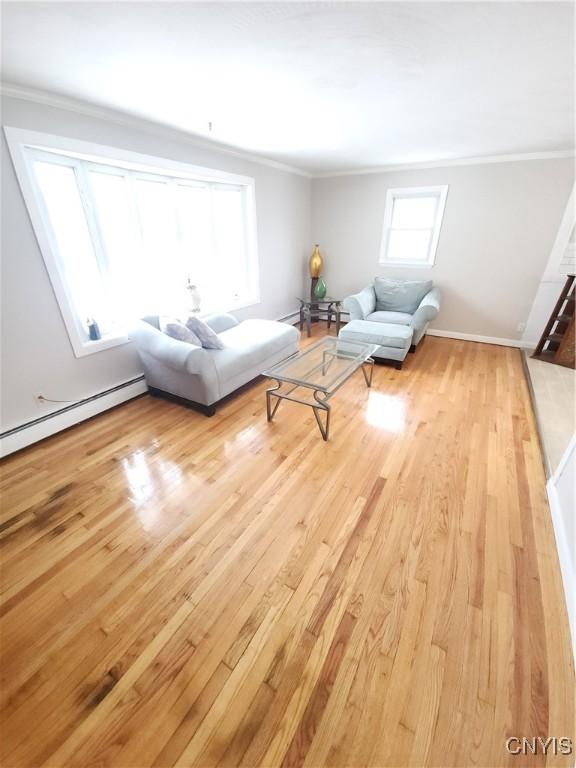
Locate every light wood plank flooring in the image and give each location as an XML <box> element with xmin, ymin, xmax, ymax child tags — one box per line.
<box><xmin>1</xmin><ymin>330</ymin><xmax>574</xmax><ymax>767</ymax></box>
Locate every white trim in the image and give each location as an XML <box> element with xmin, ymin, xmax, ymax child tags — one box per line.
<box><xmin>4</xmin><ymin>126</ymin><xmax>258</xmax><ymax>186</ymax></box>
<box><xmin>379</xmin><ymin>185</ymin><xmax>448</xmax><ymax>267</ymax></box>
<box><xmin>5</xmin><ymin>128</ymin><xmax>110</xmax><ymax>358</ymax></box>
<box><xmin>546</xmin><ymin>435</ymin><xmax>576</xmax><ymax>665</ymax></box>
<box><xmin>276</xmin><ymin>320</ymin><xmax>529</xmax><ymax>348</ymax></box>
<box><xmin>426</xmin><ymin>328</ymin><xmax>529</xmax><ymax>349</ymax></box>
<box><xmin>2</xmin><ymin>82</ymin><xmax>573</xmax><ymax>180</ymax></box>
<box><xmin>314</xmin><ymin>150</ymin><xmax>575</xmax><ymax>179</ymax></box>
<box><xmin>0</xmin><ymin>82</ymin><xmax>311</xmax><ymax>178</ymax></box>
<box><xmin>276</xmin><ymin>310</ymin><xmax>301</xmax><ymax>324</ymax></box>
<box><xmin>273</xmin><ymin>320</ymin><xmax>531</xmax><ymax>349</ymax></box>
<box><xmin>0</xmin><ymin>378</ymin><xmax>148</xmax><ymax>458</ymax></box>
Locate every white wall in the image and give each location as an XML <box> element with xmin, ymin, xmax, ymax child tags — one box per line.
<box><xmin>2</xmin><ymin>93</ymin><xmax>573</xmax><ymax>442</ymax></box>
<box><xmin>547</xmin><ymin>435</ymin><xmax>576</xmax><ymax>662</ymax></box>
<box><xmin>1</xmin><ymin>95</ymin><xmax>311</xmax><ymax>434</ymax></box>
<box><xmin>523</xmin><ymin>184</ymin><xmax>575</xmax><ymax>347</ymax></box>
<box><xmin>312</xmin><ymin>160</ymin><xmax>574</xmax><ymax>341</ymax></box>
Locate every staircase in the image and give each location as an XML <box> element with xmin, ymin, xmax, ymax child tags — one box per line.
<box><xmin>532</xmin><ymin>274</ymin><xmax>575</xmax><ymax>368</ymax></box>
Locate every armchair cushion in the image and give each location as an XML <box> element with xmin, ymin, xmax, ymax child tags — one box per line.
<box><xmin>366</xmin><ymin>310</ymin><xmax>412</xmax><ymax>326</ymax></box>
<box><xmin>411</xmin><ymin>287</ymin><xmax>441</xmax><ymax>331</ymax></box>
<box><xmin>374</xmin><ymin>278</ymin><xmax>433</xmax><ymax>314</ymax></box>
<box><xmin>343</xmin><ymin>286</ymin><xmax>376</xmax><ymax>320</ymax></box>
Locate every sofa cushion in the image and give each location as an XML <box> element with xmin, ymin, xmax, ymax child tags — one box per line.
<box><xmin>214</xmin><ymin>320</ymin><xmax>299</xmax><ymax>381</ymax></box>
<box><xmin>142</xmin><ymin>314</ymin><xmax>161</xmax><ymax>330</ymax></box>
<box><xmin>202</xmin><ymin>313</ymin><xmax>239</xmax><ymax>334</ymax></box>
<box><xmin>366</xmin><ymin>310</ymin><xmax>413</xmax><ymax>326</ymax></box>
<box><xmin>374</xmin><ymin>278</ymin><xmax>432</xmax><ymax>313</ymax></box>
<box><xmin>160</xmin><ymin>318</ymin><xmax>201</xmax><ymax>345</ymax></box>
<box><xmin>340</xmin><ymin>320</ymin><xmax>413</xmax><ymax>350</ymax></box>
<box><xmin>186</xmin><ymin>315</ymin><xmax>225</xmax><ymax>349</ymax></box>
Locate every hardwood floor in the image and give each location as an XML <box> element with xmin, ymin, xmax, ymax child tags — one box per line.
<box><xmin>1</xmin><ymin>329</ymin><xmax>574</xmax><ymax>767</ymax></box>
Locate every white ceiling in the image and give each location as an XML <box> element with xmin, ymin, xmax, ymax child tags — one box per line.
<box><xmin>1</xmin><ymin>2</ymin><xmax>574</xmax><ymax>174</ymax></box>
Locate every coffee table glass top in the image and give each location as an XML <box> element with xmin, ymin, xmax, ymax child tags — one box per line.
<box><xmin>263</xmin><ymin>337</ymin><xmax>378</xmax><ymax>394</ymax></box>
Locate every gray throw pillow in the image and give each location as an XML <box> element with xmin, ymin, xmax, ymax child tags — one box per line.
<box><xmin>374</xmin><ymin>278</ymin><xmax>433</xmax><ymax>313</ymax></box>
<box><xmin>161</xmin><ymin>318</ymin><xmax>201</xmax><ymax>346</ymax></box>
<box><xmin>185</xmin><ymin>315</ymin><xmax>225</xmax><ymax>350</ymax></box>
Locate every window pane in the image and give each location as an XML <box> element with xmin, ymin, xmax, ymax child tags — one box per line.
<box><xmin>174</xmin><ymin>184</ymin><xmax>215</xmax><ymax>311</ymax></box>
<box><xmin>34</xmin><ymin>161</ymin><xmax>109</xmax><ymax>334</ymax></box>
<box><xmin>33</xmin><ymin>154</ymin><xmax>256</xmax><ymax>332</ymax></box>
<box><xmin>387</xmin><ymin>229</ymin><xmax>432</xmax><ymax>262</ymax></box>
<box><xmin>89</xmin><ymin>171</ymin><xmax>144</xmax><ymax>323</ymax></box>
<box><xmin>391</xmin><ymin>195</ymin><xmax>438</xmax><ymax>229</ymax></box>
<box><xmin>211</xmin><ymin>187</ymin><xmax>248</xmax><ymax>306</ymax></box>
<box><xmin>134</xmin><ymin>178</ymin><xmax>184</xmax><ymax>315</ymax></box>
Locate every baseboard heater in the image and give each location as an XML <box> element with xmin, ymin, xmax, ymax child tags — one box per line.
<box><xmin>0</xmin><ymin>375</ymin><xmax>147</xmax><ymax>457</ymax></box>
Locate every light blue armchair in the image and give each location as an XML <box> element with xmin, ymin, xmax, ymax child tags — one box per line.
<box><xmin>343</xmin><ymin>278</ymin><xmax>441</xmax><ymax>348</ymax></box>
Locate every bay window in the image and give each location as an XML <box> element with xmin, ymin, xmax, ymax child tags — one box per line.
<box><xmin>6</xmin><ymin>127</ymin><xmax>259</xmax><ymax>357</ymax></box>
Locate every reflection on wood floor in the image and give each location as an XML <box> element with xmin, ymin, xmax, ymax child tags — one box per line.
<box><xmin>1</xmin><ymin>328</ymin><xmax>574</xmax><ymax>767</ymax></box>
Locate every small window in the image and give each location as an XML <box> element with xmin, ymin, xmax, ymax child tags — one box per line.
<box><xmin>379</xmin><ymin>186</ymin><xmax>448</xmax><ymax>267</ymax></box>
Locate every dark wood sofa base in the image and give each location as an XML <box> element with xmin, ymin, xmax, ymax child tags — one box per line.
<box><xmin>148</xmin><ymin>386</ymin><xmax>216</xmax><ymax>417</ymax></box>
<box><xmin>373</xmin><ymin>357</ymin><xmax>403</xmax><ymax>370</ymax></box>
<box><xmin>147</xmin><ymin>375</ymin><xmax>268</xmax><ymax>417</ymax></box>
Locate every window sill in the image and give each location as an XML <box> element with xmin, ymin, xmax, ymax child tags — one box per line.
<box><xmin>73</xmin><ymin>333</ymin><xmax>130</xmax><ymax>358</ymax></box>
<box><xmin>201</xmin><ymin>295</ymin><xmax>261</xmax><ymax>315</ymax></box>
<box><xmin>227</xmin><ymin>295</ymin><xmax>261</xmax><ymax>312</ymax></box>
<box><xmin>378</xmin><ymin>261</ymin><xmax>435</xmax><ymax>268</ymax></box>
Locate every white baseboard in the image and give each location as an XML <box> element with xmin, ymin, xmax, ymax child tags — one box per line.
<box><xmin>426</xmin><ymin>328</ymin><xmax>530</xmax><ymax>349</ymax></box>
<box><xmin>0</xmin><ymin>377</ymin><xmax>147</xmax><ymax>458</ymax></box>
<box><xmin>279</xmin><ymin>316</ymin><xmax>531</xmax><ymax>348</ymax></box>
<box><xmin>276</xmin><ymin>310</ymin><xmax>301</xmax><ymax>324</ymax></box>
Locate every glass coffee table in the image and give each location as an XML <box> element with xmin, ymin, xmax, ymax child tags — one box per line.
<box><xmin>263</xmin><ymin>337</ymin><xmax>378</xmax><ymax>440</ymax></box>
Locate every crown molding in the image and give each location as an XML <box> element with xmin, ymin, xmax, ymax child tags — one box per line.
<box><xmin>0</xmin><ymin>82</ymin><xmax>312</xmax><ymax>178</ymax></box>
<box><xmin>3</xmin><ymin>82</ymin><xmax>573</xmax><ymax>180</ymax></box>
<box><xmin>312</xmin><ymin>149</ymin><xmax>576</xmax><ymax>178</ymax></box>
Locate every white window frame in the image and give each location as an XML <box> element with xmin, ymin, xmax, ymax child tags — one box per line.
<box><xmin>379</xmin><ymin>185</ymin><xmax>448</xmax><ymax>268</ymax></box>
<box><xmin>4</xmin><ymin>126</ymin><xmax>260</xmax><ymax>358</ymax></box>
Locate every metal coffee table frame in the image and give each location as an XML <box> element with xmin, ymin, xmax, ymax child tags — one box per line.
<box><xmin>264</xmin><ymin>344</ymin><xmax>376</xmax><ymax>441</ymax></box>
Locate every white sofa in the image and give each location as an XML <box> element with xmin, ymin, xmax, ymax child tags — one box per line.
<box><xmin>129</xmin><ymin>313</ymin><xmax>299</xmax><ymax>416</ymax></box>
